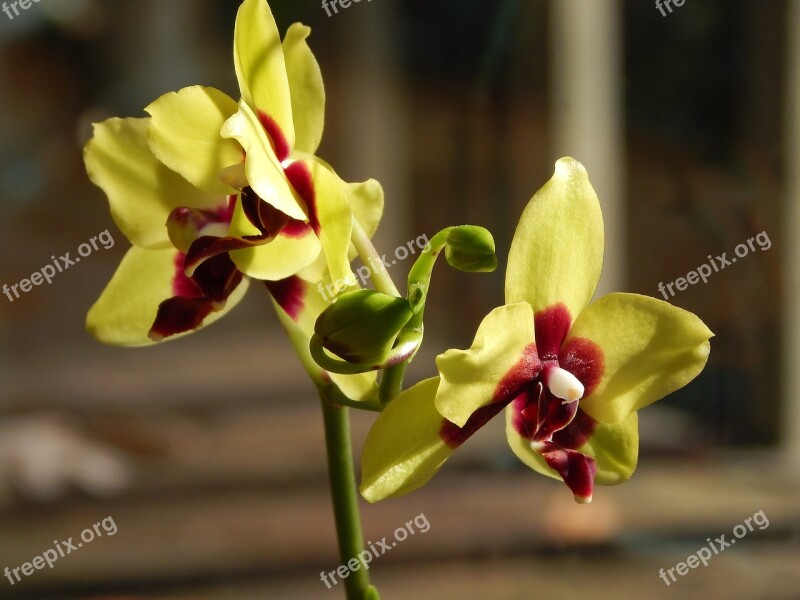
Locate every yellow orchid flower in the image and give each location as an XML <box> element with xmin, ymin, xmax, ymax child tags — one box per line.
<box><xmin>361</xmin><ymin>158</ymin><xmax>713</xmax><ymax>503</ymax></box>
<box><xmin>84</xmin><ymin>0</ymin><xmax>382</xmax><ymax>353</ymax></box>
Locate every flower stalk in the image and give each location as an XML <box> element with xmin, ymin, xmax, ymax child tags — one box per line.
<box><xmin>319</xmin><ymin>388</ymin><xmax>379</xmax><ymax>600</ymax></box>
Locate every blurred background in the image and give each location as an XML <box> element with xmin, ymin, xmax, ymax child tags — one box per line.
<box><xmin>0</xmin><ymin>0</ymin><xmax>798</xmax><ymax>598</ymax></box>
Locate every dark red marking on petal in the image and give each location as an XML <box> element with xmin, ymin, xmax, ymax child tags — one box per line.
<box><xmin>257</xmin><ymin>110</ymin><xmax>291</xmax><ymax>162</ymax></box>
<box><xmin>559</xmin><ymin>337</ymin><xmax>604</xmax><ymax>397</ymax></box>
<box><xmin>539</xmin><ymin>444</ymin><xmax>597</xmax><ymax>503</ymax></box>
<box><xmin>191</xmin><ymin>254</ymin><xmax>243</xmax><ymax>304</ymax></box>
<box><xmin>265</xmin><ymin>276</ymin><xmax>306</xmax><ymax>321</ymax></box>
<box><xmin>219</xmin><ymin>195</ymin><xmax>237</xmax><ymax>223</ymax></box>
<box><xmin>534</xmin><ymin>304</ymin><xmax>572</xmax><ymax>361</ymax></box>
<box><xmin>149</xmin><ymin>297</ymin><xmax>216</xmax><ymax>342</ymax></box>
<box><xmin>184</xmin><ymin>235</ymin><xmax>265</xmax><ymax>276</ymax></box>
<box><xmin>172</xmin><ymin>252</ymin><xmax>202</xmax><ymax>299</ymax></box>
<box><xmin>241</xmin><ymin>187</ymin><xmax>290</xmax><ymax>236</ymax></box>
<box><xmin>281</xmin><ymin>218</ymin><xmax>313</xmax><ymax>238</ymax></box>
<box><xmin>284</xmin><ymin>161</ymin><xmax>319</xmax><ymax>234</ymax></box>
<box><xmin>552</xmin><ymin>409</ymin><xmax>597</xmax><ymax>450</ymax></box>
<box><xmin>493</xmin><ymin>343</ymin><xmax>541</xmax><ymax>402</ymax></box>
<box><xmin>152</xmin><ymin>255</ymin><xmax>243</xmax><ymax>342</ymax></box>
<box><xmin>184</xmin><ymin>189</ymin><xmax>291</xmax><ymax>276</ymax></box>
<box><xmin>440</xmin><ymin>401</ymin><xmax>507</xmax><ymax>449</ymax></box>
<box><xmin>510</xmin><ymin>386</ymin><xmax>539</xmax><ymax>440</ymax></box>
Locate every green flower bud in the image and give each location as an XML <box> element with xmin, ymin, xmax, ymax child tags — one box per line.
<box><xmin>314</xmin><ymin>290</ymin><xmax>413</xmax><ymax>364</ymax></box>
<box><xmin>445</xmin><ymin>226</ymin><xmax>498</xmax><ymax>272</ymax></box>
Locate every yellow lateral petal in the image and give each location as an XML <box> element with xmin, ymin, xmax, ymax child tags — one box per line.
<box><xmin>145</xmin><ymin>86</ymin><xmax>243</xmax><ymax>196</ymax></box>
<box><xmin>570</xmin><ymin>293</ymin><xmax>713</xmax><ymax>424</ymax></box>
<box><xmin>84</xmin><ymin>118</ymin><xmax>219</xmax><ymax>249</ymax></box>
<box><xmin>86</xmin><ymin>246</ymin><xmax>248</xmax><ymax>346</ymax></box>
<box><xmin>435</xmin><ymin>303</ymin><xmax>537</xmax><ymax>428</ymax></box>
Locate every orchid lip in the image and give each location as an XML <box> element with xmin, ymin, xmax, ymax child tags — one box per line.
<box><xmin>546</xmin><ymin>366</ymin><xmax>585</xmax><ymax>404</ymax></box>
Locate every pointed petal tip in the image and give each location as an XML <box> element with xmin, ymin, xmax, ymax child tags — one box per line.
<box><xmin>574</xmin><ymin>493</ymin><xmax>592</xmax><ymax>504</ymax></box>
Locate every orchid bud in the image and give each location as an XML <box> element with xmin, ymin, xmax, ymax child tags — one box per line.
<box><xmin>314</xmin><ymin>290</ymin><xmax>413</xmax><ymax>364</ymax></box>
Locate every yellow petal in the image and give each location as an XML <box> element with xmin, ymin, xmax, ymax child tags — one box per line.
<box><xmin>505</xmin><ymin>157</ymin><xmax>604</xmax><ymax>319</ymax></box>
<box><xmin>87</xmin><ymin>246</ymin><xmax>248</xmax><ymax>346</ymax></box>
<box><xmin>283</xmin><ymin>23</ymin><xmax>325</xmax><ymax>155</ymax></box>
<box><xmin>221</xmin><ymin>101</ymin><xmax>307</xmax><ymax>221</ymax></box>
<box><xmin>301</xmin><ymin>157</ymin><xmax>354</xmax><ymax>287</ymax></box>
<box><xmin>145</xmin><ymin>86</ymin><xmax>243</xmax><ymax>196</ymax></box>
<box><xmin>233</xmin><ymin>0</ymin><xmax>295</xmax><ymax>154</ymax></box>
<box><xmin>435</xmin><ymin>303</ymin><xmax>538</xmax><ymax>428</ymax></box>
<box><xmin>84</xmin><ymin>118</ymin><xmax>219</xmax><ymax>249</ymax></box>
<box><xmin>360</xmin><ymin>377</ymin><xmax>455</xmax><ymax>502</ymax></box>
<box><xmin>570</xmin><ymin>293</ymin><xmax>713</xmax><ymax>423</ymax></box>
<box><xmin>228</xmin><ymin>195</ymin><xmax>321</xmax><ymax>280</ymax></box>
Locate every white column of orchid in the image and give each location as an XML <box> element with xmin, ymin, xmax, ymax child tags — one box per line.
<box><xmin>782</xmin><ymin>0</ymin><xmax>800</xmax><ymax>462</ymax></box>
<box><xmin>549</xmin><ymin>0</ymin><xmax>625</xmax><ymax>296</ymax></box>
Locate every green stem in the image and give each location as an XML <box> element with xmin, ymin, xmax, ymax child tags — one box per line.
<box><xmin>378</xmin><ymin>362</ymin><xmax>407</xmax><ymax>406</ymax></box>
<box><xmin>319</xmin><ymin>389</ymin><xmax>379</xmax><ymax>600</ymax></box>
<box><xmin>351</xmin><ymin>219</ymin><xmax>400</xmax><ymax>297</ymax></box>
<box><xmin>377</xmin><ymin>228</ymin><xmax>452</xmax><ymax>406</ymax></box>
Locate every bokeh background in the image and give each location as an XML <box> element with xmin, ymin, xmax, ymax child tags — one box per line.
<box><xmin>0</xmin><ymin>0</ymin><xmax>799</xmax><ymax>598</ymax></box>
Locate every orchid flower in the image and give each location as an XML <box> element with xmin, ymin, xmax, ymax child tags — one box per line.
<box><xmin>84</xmin><ymin>0</ymin><xmax>377</xmax><ymax>347</ymax></box>
<box><xmin>360</xmin><ymin>157</ymin><xmax>713</xmax><ymax>504</ymax></box>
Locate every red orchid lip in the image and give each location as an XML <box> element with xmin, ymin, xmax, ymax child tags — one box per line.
<box><xmin>437</xmin><ymin>302</ymin><xmax>605</xmax><ymax>500</ymax></box>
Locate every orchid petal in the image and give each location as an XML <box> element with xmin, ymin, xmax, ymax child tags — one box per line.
<box><xmin>86</xmin><ymin>247</ymin><xmax>248</xmax><ymax>346</ymax></box>
<box><xmin>296</xmin><ymin>177</ymin><xmax>384</xmax><ymax>283</ymax></box>
<box><xmin>570</xmin><ymin>293</ymin><xmax>713</xmax><ymax>424</ymax></box>
<box><xmin>145</xmin><ymin>86</ymin><xmax>242</xmax><ymax>196</ymax></box>
<box><xmin>283</xmin><ymin>23</ymin><xmax>325</xmax><ymax>155</ymax></box>
<box><xmin>505</xmin><ymin>157</ymin><xmax>604</xmax><ymax>319</ymax></box>
<box><xmin>233</xmin><ymin>0</ymin><xmax>294</xmax><ymax>154</ymax></box>
<box><xmin>300</xmin><ymin>157</ymin><xmax>354</xmax><ymax>287</ymax></box>
<box><xmin>435</xmin><ymin>303</ymin><xmax>539</xmax><ymax>428</ymax></box>
<box><xmin>221</xmin><ymin>101</ymin><xmax>307</xmax><ymax>221</ymax></box>
<box><xmin>360</xmin><ymin>378</ymin><xmax>455</xmax><ymax>502</ymax></box>
<box><xmin>347</xmin><ymin>178</ymin><xmax>384</xmax><ymax>240</ymax></box>
<box><xmin>84</xmin><ymin>118</ymin><xmax>219</xmax><ymax>249</ymax></box>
